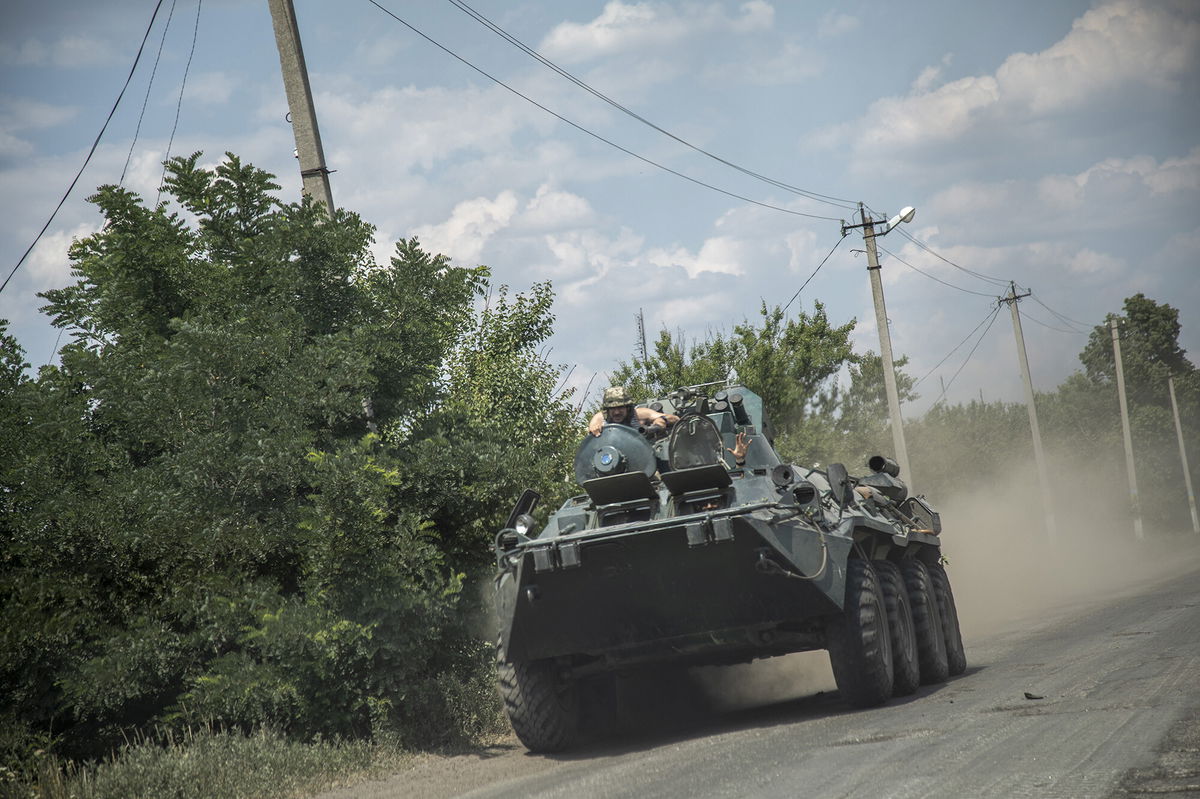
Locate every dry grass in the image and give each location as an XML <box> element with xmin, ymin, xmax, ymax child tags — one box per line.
<box><xmin>0</xmin><ymin>726</ymin><xmax>415</xmax><ymax>799</ymax></box>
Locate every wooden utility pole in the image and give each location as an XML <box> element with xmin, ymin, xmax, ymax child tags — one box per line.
<box><xmin>268</xmin><ymin>0</ymin><xmax>334</xmax><ymax>211</ymax></box>
<box><xmin>1000</xmin><ymin>283</ymin><xmax>1056</xmax><ymax>541</ymax></box>
<box><xmin>1168</xmin><ymin>376</ymin><xmax>1200</xmax><ymax>534</ymax></box>
<box><xmin>1110</xmin><ymin>319</ymin><xmax>1144</xmax><ymax>539</ymax></box>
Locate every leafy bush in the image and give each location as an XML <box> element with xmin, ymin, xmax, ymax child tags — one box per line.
<box><xmin>0</xmin><ymin>154</ymin><xmax>576</xmax><ymax>766</ymax></box>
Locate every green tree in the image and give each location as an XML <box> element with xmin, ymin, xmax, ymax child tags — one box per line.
<box><xmin>1075</xmin><ymin>294</ymin><xmax>1198</xmax><ymax>529</ymax></box>
<box><xmin>612</xmin><ymin>302</ymin><xmax>856</xmax><ymax>427</ymax></box>
<box><xmin>0</xmin><ymin>153</ymin><xmax>576</xmax><ymax>763</ymax></box>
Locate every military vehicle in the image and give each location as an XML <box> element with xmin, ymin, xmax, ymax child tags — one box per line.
<box><xmin>493</xmin><ymin>383</ymin><xmax>964</xmax><ymax>752</ymax></box>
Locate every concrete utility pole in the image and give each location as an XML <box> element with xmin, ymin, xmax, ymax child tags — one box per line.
<box><xmin>1110</xmin><ymin>319</ymin><xmax>1144</xmax><ymax>539</ymax></box>
<box><xmin>856</xmin><ymin>203</ymin><xmax>912</xmax><ymax>484</ymax></box>
<box><xmin>1000</xmin><ymin>283</ymin><xmax>1056</xmax><ymax>542</ymax></box>
<box><xmin>268</xmin><ymin>0</ymin><xmax>334</xmax><ymax>211</ymax></box>
<box><xmin>1168</xmin><ymin>375</ymin><xmax>1200</xmax><ymax>534</ymax></box>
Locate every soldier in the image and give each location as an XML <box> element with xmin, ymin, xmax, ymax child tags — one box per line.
<box><xmin>587</xmin><ymin>386</ymin><xmax>678</xmax><ymax>436</ymax></box>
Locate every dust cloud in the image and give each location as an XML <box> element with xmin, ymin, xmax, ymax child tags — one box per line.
<box><xmin>936</xmin><ymin>445</ymin><xmax>1200</xmax><ymax>640</ymax></box>
<box><xmin>685</xmin><ymin>440</ymin><xmax>1200</xmax><ymax>714</ymax></box>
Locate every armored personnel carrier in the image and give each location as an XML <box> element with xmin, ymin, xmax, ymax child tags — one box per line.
<box><xmin>494</xmin><ymin>384</ymin><xmax>964</xmax><ymax>752</ymax></box>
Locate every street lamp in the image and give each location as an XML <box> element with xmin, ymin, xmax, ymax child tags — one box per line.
<box><xmin>842</xmin><ymin>202</ymin><xmax>916</xmax><ymax>486</ymax></box>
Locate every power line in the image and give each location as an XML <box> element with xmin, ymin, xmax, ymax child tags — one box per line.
<box><xmin>1</xmin><ymin>0</ymin><xmax>168</xmax><ymax>297</ymax></box>
<box><xmin>1028</xmin><ymin>292</ymin><xmax>1090</xmax><ymax>333</ymax></box>
<box><xmin>157</xmin><ymin>0</ymin><xmax>203</xmax><ymax>206</ymax></box>
<box><xmin>122</xmin><ymin>0</ymin><xmax>179</xmax><ymax>186</ymax></box>
<box><xmin>885</xmin><ymin>224</ymin><xmax>1011</xmax><ymax>289</ymax></box>
<box><xmin>442</xmin><ymin>0</ymin><xmax>857</xmax><ymax>212</ymax></box>
<box><xmin>929</xmin><ymin>305</ymin><xmax>1002</xmax><ymax>407</ymax></box>
<box><xmin>1019</xmin><ymin>306</ymin><xmax>1086</xmax><ymax>335</ymax></box>
<box><xmin>877</xmin><ymin>244</ymin><xmax>997</xmax><ymax>298</ymax></box>
<box><xmin>366</xmin><ymin>0</ymin><xmax>843</xmax><ymax>223</ymax></box>
<box><xmin>781</xmin><ymin>232</ymin><xmax>848</xmax><ymax>314</ymax></box>
<box><xmin>912</xmin><ymin>304</ymin><xmax>1000</xmax><ymax>388</ymax></box>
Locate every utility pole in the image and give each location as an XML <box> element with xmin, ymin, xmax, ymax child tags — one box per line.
<box><xmin>999</xmin><ymin>283</ymin><xmax>1056</xmax><ymax>541</ymax></box>
<box><xmin>1168</xmin><ymin>375</ymin><xmax>1200</xmax><ymax>534</ymax></box>
<box><xmin>636</xmin><ymin>308</ymin><xmax>648</xmax><ymax>362</ymax></box>
<box><xmin>848</xmin><ymin>203</ymin><xmax>912</xmax><ymax>484</ymax></box>
<box><xmin>1110</xmin><ymin>319</ymin><xmax>1144</xmax><ymax>539</ymax></box>
<box><xmin>268</xmin><ymin>0</ymin><xmax>334</xmax><ymax>211</ymax></box>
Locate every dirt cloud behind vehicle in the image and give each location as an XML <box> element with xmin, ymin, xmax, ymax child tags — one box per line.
<box><xmin>688</xmin><ymin>435</ymin><xmax>1199</xmax><ymax>713</ymax></box>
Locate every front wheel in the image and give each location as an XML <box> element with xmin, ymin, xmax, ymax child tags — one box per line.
<box><xmin>496</xmin><ymin>642</ymin><xmax>579</xmax><ymax>753</ymax></box>
<box><xmin>827</xmin><ymin>559</ymin><xmax>894</xmax><ymax>708</ymax></box>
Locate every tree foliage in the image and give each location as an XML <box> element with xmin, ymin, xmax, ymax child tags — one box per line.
<box><xmin>0</xmin><ymin>154</ymin><xmax>576</xmax><ymax>762</ymax></box>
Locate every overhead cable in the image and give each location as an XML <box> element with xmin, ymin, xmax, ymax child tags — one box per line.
<box><xmin>929</xmin><ymin>305</ymin><xmax>1002</xmax><ymax>407</ymax></box>
<box><xmin>366</xmin><ymin>0</ymin><xmax>842</xmax><ymax>222</ymax></box>
<box><xmin>1</xmin><ymin>0</ymin><xmax>168</xmax><ymax>297</ymax></box>
<box><xmin>781</xmin><ymin>233</ymin><xmax>848</xmax><ymax>315</ymax></box>
<box><xmin>877</xmin><ymin>244</ymin><xmax>997</xmax><ymax>298</ymax></box>
<box><xmin>157</xmin><ymin>0</ymin><xmax>203</xmax><ymax>205</ymax></box>
<box><xmin>885</xmin><ymin>224</ymin><xmax>1011</xmax><ymax>288</ymax></box>
<box><xmin>122</xmin><ymin>0</ymin><xmax>179</xmax><ymax>185</ymax></box>
<box><xmin>1018</xmin><ymin>306</ymin><xmax>1086</xmax><ymax>336</ymax></box>
<box><xmin>443</xmin><ymin>0</ymin><xmax>857</xmax><ymax>211</ymax></box>
<box><xmin>1028</xmin><ymin>293</ymin><xmax>1090</xmax><ymax>333</ymax></box>
<box><xmin>912</xmin><ymin>304</ymin><xmax>1000</xmax><ymax>388</ymax></box>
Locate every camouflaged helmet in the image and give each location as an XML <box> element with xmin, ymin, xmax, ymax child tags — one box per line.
<box><xmin>601</xmin><ymin>386</ymin><xmax>634</xmax><ymax>409</ymax></box>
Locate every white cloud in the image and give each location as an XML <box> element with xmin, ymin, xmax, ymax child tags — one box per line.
<box><xmin>517</xmin><ymin>185</ymin><xmax>595</xmax><ymax>232</ymax></box>
<box><xmin>184</xmin><ymin>72</ymin><xmax>236</xmax><ymax>105</ymax></box>
<box><xmin>0</xmin><ymin>35</ymin><xmax>119</xmax><ymax>67</ymax></box>
<box><xmin>817</xmin><ymin>11</ymin><xmax>860</xmax><ymax>38</ymax></box>
<box><xmin>732</xmin><ymin>1</ymin><xmax>775</xmax><ymax>33</ymax></box>
<box><xmin>540</xmin><ymin>1</ymin><xmax>777</xmax><ymax>63</ymax></box>
<box><xmin>0</xmin><ymin>97</ymin><xmax>77</xmax><ymax>131</ymax></box>
<box><xmin>411</xmin><ymin>190</ymin><xmax>519</xmax><ymax>266</ymax></box>
<box><xmin>647</xmin><ymin>236</ymin><xmax>747</xmax><ymax>279</ymax></box>
<box><xmin>722</xmin><ymin>39</ymin><xmax>823</xmax><ymax>85</ymax></box>
<box><xmin>845</xmin><ymin>0</ymin><xmax>1200</xmax><ymax>157</ymax></box>
<box><xmin>0</xmin><ymin>130</ymin><xmax>32</xmax><ymax>160</ymax></box>
<box><xmin>912</xmin><ymin>54</ymin><xmax>954</xmax><ymax>93</ymax></box>
<box><xmin>918</xmin><ymin>149</ymin><xmax>1200</xmax><ymax>250</ymax></box>
<box><xmin>26</xmin><ymin>223</ymin><xmax>95</xmax><ymax>290</ymax></box>
<box><xmin>1066</xmin><ymin>248</ymin><xmax>1124</xmax><ymax>276</ymax></box>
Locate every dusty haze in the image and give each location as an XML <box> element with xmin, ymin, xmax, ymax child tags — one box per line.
<box><xmin>690</xmin><ymin>438</ymin><xmax>1200</xmax><ymax>712</ymax></box>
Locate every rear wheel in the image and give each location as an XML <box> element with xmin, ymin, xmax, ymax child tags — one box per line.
<box><xmin>874</xmin><ymin>560</ymin><xmax>920</xmax><ymax>697</ymax></box>
<box><xmin>900</xmin><ymin>560</ymin><xmax>949</xmax><ymax>685</ymax></box>
<box><xmin>496</xmin><ymin>642</ymin><xmax>579</xmax><ymax>753</ymax></box>
<box><xmin>827</xmin><ymin>559</ymin><xmax>893</xmax><ymax>707</ymax></box>
<box><xmin>929</xmin><ymin>562</ymin><xmax>966</xmax><ymax>676</ymax></box>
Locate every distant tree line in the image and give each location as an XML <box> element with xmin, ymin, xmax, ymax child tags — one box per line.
<box><xmin>614</xmin><ymin>295</ymin><xmax>1198</xmax><ymax>533</ymax></box>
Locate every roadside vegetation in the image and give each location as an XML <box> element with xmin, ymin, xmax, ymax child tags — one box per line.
<box><xmin>2</xmin><ymin>153</ymin><xmax>1195</xmax><ymax>797</ymax></box>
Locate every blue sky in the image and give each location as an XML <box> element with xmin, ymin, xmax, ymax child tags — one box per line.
<box><xmin>2</xmin><ymin>0</ymin><xmax>1197</xmax><ymax>414</ymax></box>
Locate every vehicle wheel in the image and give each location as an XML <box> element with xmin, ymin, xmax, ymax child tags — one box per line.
<box><xmin>827</xmin><ymin>558</ymin><xmax>894</xmax><ymax>708</ymax></box>
<box><xmin>496</xmin><ymin>642</ymin><xmax>579</xmax><ymax>753</ymax></box>
<box><xmin>900</xmin><ymin>560</ymin><xmax>949</xmax><ymax>685</ymax></box>
<box><xmin>929</xmin><ymin>562</ymin><xmax>966</xmax><ymax>676</ymax></box>
<box><xmin>874</xmin><ymin>560</ymin><xmax>920</xmax><ymax>697</ymax></box>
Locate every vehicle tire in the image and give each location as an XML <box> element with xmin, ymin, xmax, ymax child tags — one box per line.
<box><xmin>929</xmin><ymin>562</ymin><xmax>967</xmax><ymax>676</ymax></box>
<box><xmin>900</xmin><ymin>560</ymin><xmax>949</xmax><ymax>685</ymax></box>
<box><xmin>827</xmin><ymin>558</ymin><xmax>894</xmax><ymax>708</ymax></box>
<box><xmin>496</xmin><ymin>642</ymin><xmax>579</xmax><ymax>753</ymax></box>
<box><xmin>874</xmin><ymin>560</ymin><xmax>920</xmax><ymax>697</ymax></box>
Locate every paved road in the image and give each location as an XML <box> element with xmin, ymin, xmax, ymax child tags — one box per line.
<box><xmin>327</xmin><ymin>551</ymin><xmax>1200</xmax><ymax>799</ymax></box>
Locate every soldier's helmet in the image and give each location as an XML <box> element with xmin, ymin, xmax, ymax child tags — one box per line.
<box><xmin>601</xmin><ymin>386</ymin><xmax>634</xmax><ymax>409</ymax></box>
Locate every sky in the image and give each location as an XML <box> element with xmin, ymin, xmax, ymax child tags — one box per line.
<box><xmin>2</xmin><ymin>0</ymin><xmax>1198</xmax><ymax>417</ymax></box>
